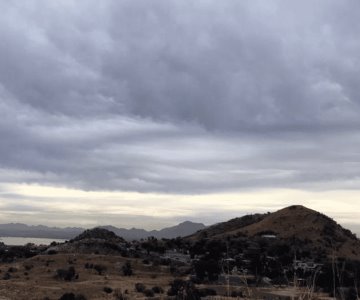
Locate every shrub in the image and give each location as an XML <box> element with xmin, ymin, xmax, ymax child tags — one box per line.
<box><xmin>103</xmin><ymin>287</ymin><xmax>113</xmax><ymax>293</ymax></box>
<box><xmin>152</xmin><ymin>286</ymin><xmax>164</xmax><ymax>294</ymax></box>
<box><xmin>93</xmin><ymin>264</ymin><xmax>107</xmax><ymax>275</ymax></box>
<box><xmin>167</xmin><ymin>279</ymin><xmax>186</xmax><ymax>296</ymax></box>
<box><xmin>56</xmin><ymin>267</ymin><xmax>76</xmax><ymax>281</ymax></box>
<box><xmin>24</xmin><ymin>264</ymin><xmax>34</xmax><ymax>271</ymax></box>
<box><xmin>198</xmin><ymin>288</ymin><xmax>217</xmax><ymax>297</ymax></box>
<box><xmin>135</xmin><ymin>283</ymin><xmax>146</xmax><ymax>293</ymax></box>
<box><xmin>231</xmin><ymin>291</ymin><xmax>243</xmax><ymax>297</ymax></box>
<box><xmin>84</xmin><ymin>262</ymin><xmax>93</xmax><ymax>269</ymax></box>
<box><xmin>114</xmin><ymin>289</ymin><xmax>128</xmax><ymax>300</ymax></box>
<box><xmin>58</xmin><ymin>293</ymin><xmax>87</xmax><ymax>300</ymax></box>
<box><xmin>122</xmin><ymin>261</ymin><xmax>133</xmax><ymax>276</ymax></box>
<box><xmin>7</xmin><ymin>267</ymin><xmax>17</xmax><ymax>273</ymax></box>
<box><xmin>144</xmin><ymin>289</ymin><xmax>154</xmax><ymax>297</ymax></box>
<box><xmin>167</xmin><ymin>279</ymin><xmax>200</xmax><ymax>299</ymax></box>
<box><xmin>59</xmin><ymin>294</ymin><xmax>75</xmax><ymax>300</ymax></box>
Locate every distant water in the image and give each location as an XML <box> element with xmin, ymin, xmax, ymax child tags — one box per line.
<box><xmin>0</xmin><ymin>237</ymin><xmax>66</xmax><ymax>246</ymax></box>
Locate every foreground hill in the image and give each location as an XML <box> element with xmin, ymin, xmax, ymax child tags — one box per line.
<box><xmin>189</xmin><ymin>205</ymin><xmax>360</xmax><ymax>260</ymax></box>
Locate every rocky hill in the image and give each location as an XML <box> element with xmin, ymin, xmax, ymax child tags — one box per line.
<box><xmin>71</xmin><ymin>228</ymin><xmax>124</xmax><ymax>242</ymax></box>
<box><xmin>50</xmin><ymin>228</ymin><xmax>127</xmax><ymax>255</ymax></box>
<box><xmin>189</xmin><ymin>205</ymin><xmax>360</xmax><ymax>260</ymax></box>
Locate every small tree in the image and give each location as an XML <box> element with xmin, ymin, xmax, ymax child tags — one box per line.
<box><xmin>58</xmin><ymin>293</ymin><xmax>87</xmax><ymax>300</ymax></box>
<box><xmin>56</xmin><ymin>267</ymin><xmax>77</xmax><ymax>281</ymax></box>
<box><xmin>93</xmin><ymin>264</ymin><xmax>107</xmax><ymax>275</ymax></box>
<box><xmin>122</xmin><ymin>261</ymin><xmax>133</xmax><ymax>276</ymax></box>
<box><xmin>135</xmin><ymin>283</ymin><xmax>146</xmax><ymax>293</ymax></box>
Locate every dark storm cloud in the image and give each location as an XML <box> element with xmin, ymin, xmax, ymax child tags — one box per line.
<box><xmin>1</xmin><ymin>0</ymin><xmax>360</xmax><ymax>193</ymax></box>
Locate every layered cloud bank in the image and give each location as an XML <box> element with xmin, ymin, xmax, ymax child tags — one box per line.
<box><xmin>1</xmin><ymin>1</ymin><xmax>360</xmax><ymax>228</ymax></box>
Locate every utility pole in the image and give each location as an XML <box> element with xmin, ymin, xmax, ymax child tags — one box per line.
<box><xmin>226</xmin><ymin>241</ymin><xmax>230</xmax><ymax>297</ymax></box>
<box><xmin>292</xmin><ymin>250</ymin><xmax>297</xmax><ymax>300</ymax></box>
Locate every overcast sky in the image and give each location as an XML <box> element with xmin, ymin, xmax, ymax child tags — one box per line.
<box><xmin>1</xmin><ymin>0</ymin><xmax>360</xmax><ymax>232</ymax></box>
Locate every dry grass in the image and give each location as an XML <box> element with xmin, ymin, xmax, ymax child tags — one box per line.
<box><xmin>0</xmin><ymin>254</ymin><xmax>174</xmax><ymax>300</ymax></box>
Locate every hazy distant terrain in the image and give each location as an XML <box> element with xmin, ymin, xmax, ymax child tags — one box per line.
<box><xmin>0</xmin><ymin>221</ymin><xmax>206</xmax><ymax>241</ymax></box>
<box><xmin>99</xmin><ymin>221</ymin><xmax>206</xmax><ymax>240</ymax></box>
<box><xmin>0</xmin><ymin>224</ymin><xmax>83</xmax><ymax>240</ymax></box>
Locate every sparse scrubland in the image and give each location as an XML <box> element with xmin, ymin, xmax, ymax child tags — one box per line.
<box><xmin>1</xmin><ymin>205</ymin><xmax>360</xmax><ymax>299</ymax></box>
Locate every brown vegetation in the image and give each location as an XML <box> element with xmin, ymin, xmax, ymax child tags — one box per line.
<box><xmin>0</xmin><ymin>253</ymin><xmax>172</xmax><ymax>300</ymax></box>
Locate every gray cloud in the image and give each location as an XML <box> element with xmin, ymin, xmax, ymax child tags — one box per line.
<box><xmin>0</xmin><ymin>0</ymin><xmax>360</xmax><ymax>195</ymax></box>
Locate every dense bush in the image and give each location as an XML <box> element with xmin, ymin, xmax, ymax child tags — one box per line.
<box><xmin>58</xmin><ymin>293</ymin><xmax>87</xmax><ymax>300</ymax></box>
<box><xmin>143</xmin><ymin>289</ymin><xmax>154</xmax><ymax>297</ymax></box>
<box><xmin>103</xmin><ymin>287</ymin><xmax>113</xmax><ymax>294</ymax></box>
<box><xmin>56</xmin><ymin>266</ymin><xmax>77</xmax><ymax>281</ymax></box>
<box><xmin>197</xmin><ymin>288</ymin><xmax>217</xmax><ymax>297</ymax></box>
<box><xmin>7</xmin><ymin>267</ymin><xmax>17</xmax><ymax>273</ymax></box>
<box><xmin>135</xmin><ymin>283</ymin><xmax>146</xmax><ymax>293</ymax></box>
<box><xmin>114</xmin><ymin>289</ymin><xmax>128</xmax><ymax>300</ymax></box>
<box><xmin>167</xmin><ymin>279</ymin><xmax>201</xmax><ymax>299</ymax></box>
<box><xmin>231</xmin><ymin>291</ymin><xmax>243</xmax><ymax>297</ymax></box>
<box><xmin>152</xmin><ymin>286</ymin><xmax>164</xmax><ymax>294</ymax></box>
<box><xmin>84</xmin><ymin>262</ymin><xmax>93</xmax><ymax>269</ymax></box>
<box><xmin>24</xmin><ymin>264</ymin><xmax>34</xmax><ymax>271</ymax></box>
<box><xmin>93</xmin><ymin>264</ymin><xmax>107</xmax><ymax>275</ymax></box>
<box><xmin>194</xmin><ymin>259</ymin><xmax>220</xmax><ymax>281</ymax></box>
<box><xmin>122</xmin><ymin>261</ymin><xmax>133</xmax><ymax>276</ymax></box>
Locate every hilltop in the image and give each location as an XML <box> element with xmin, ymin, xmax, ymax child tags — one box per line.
<box><xmin>50</xmin><ymin>228</ymin><xmax>127</xmax><ymax>255</ymax></box>
<box><xmin>70</xmin><ymin>228</ymin><xmax>125</xmax><ymax>243</ymax></box>
<box><xmin>189</xmin><ymin>205</ymin><xmax>360</xmax><ymax>260</ymax></box>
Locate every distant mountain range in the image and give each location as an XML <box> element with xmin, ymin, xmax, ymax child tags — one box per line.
<box><xmin>0</xmin><ymin>221</ymin><xmax>206</xmax><ymax>241</ymax></box>
<box><xmin>99</xmin><ymin>221</ymin><xmax>206</xmax><ymax>240</ymax></box>
<box><xmin>0</xmin><ymin>223</ymin><xmax>83</xmax><ymax>240</ymax></box>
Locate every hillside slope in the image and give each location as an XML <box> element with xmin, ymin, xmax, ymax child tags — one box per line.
<box><xmin>189</xmin><ymin>213</ymin><xmax>266</xmax><ymax>240</ymax></box>
<box><xmin>189</xmin><ymin>205</ymin><xmax>360</xmax><ymax>260</ymax></box>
